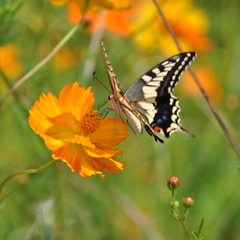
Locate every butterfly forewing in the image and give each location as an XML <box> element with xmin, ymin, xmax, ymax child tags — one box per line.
<box><xmin>125</xmin><ymin>52</ymin><xmax>196</xmax><ymax>138</ymax></box>
<box><xmin>101</xmin><ymin>41</ymin><xmax>122</xmax><ymax>94</ymax></box>
<box><xmin>101</xmin><ymin>41</ymin><xmax>144</xmax><ymax>134</ymax></box>
<box><xmin>125</xmin><ymin>53</ymin><xmax>196</xmax><ymax>100</ymax></box>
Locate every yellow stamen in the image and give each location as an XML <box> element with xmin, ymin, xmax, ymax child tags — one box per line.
<box><xmin>80</xmin><ymin>110</ymin><xmax>101</xmax><ymax>133</ymax></box>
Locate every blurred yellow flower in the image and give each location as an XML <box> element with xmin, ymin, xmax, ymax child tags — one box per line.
<box><xmin>67</xmin><ymin>2</ymin><xmax>135</xmax><ymax>35</ymax></box>
<box><xmin>131</xmin><ymin>0</ymin><xmax>213</xmax><ymax>54</ymax></box>
<box><xmin>50</xmin><ymin>0</ymin><xmax>131</xmax><ymax>11</ymax></box>
<box><xmin>0</xmin><ymin>44</ymin><xmax>23</xmax><ymax>79</ymax></box>
<box><xmin>50</xmin><ymin>0</ymin><xmax>69</xmax><ymax>6</ymax></box>
<box><xmin>29</xmin><ymin>82</ymin><xmax>129</xmax><ymax>178</ymax></box>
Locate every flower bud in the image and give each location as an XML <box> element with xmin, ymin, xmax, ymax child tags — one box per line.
<box><xmin>170</xmin><ymin>200</ymin><xmax>180</xmax><ymax>208</ymax></box>
<box><xmin>167</xmin><ymin>176</ymin><xmax>180</xmax><ymax>191</ymax></box>
<box><xmin>183</xmin><ymin>197</ymin><xmax>194</xmax><ymax>208</ymax></box>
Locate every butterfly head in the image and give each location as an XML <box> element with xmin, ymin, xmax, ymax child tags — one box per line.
<box><xmin>107</xmin><ymin>94</ymin><xmax>122</xmax><ymax>116</ymax></box>
<box><xmin>107</xmin><ymin>94</ymin><xmax>113</xmax><ymax>101</ymax></box>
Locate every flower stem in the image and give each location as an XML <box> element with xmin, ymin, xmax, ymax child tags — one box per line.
<box><xmin>180</xmin><ymin>218</ymin><xmax>192</xmax><ymax>240</ymax></box>
<box><xmin>0</xmin><ymin>0</ymin><xmax>90</xmax><ymax>109</ymax></box>
<box><xmin>0</xmin><ymin>70</ymin><xmax>28</xmax><ymax>115</ymax></box>
<box><xmin>0</xmin><ymin>24</ymin><xmax>79</xmax><ymax>109</ymax></box>
<box><xmin>172</xmin><ymin>189</ymin><xmax>175</xmax><ymax>201</ymax></box>
<box><xmin>152</xmin><ymin>0</ymin><xmax>240</xmax><ymax>159</ymax></box>
<box><xmin>0</xmin><ymin>160</ymin><xmax>56</xmax><ymax>196</ymax></box>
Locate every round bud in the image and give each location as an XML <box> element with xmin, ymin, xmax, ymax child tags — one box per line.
<box><xmin>170</xmin><ymin>200</ymin><xmax>180</xmax><ymax>208</ymax></box>
<box><xmin>167</xmin><ymin>176</ymin><xmax>180</xmax><ymax>191</ymax></box>
<box><xmin>183</xmin><ymin>197</ymin><xmax>194</xmax><ymax>208</ymax></box>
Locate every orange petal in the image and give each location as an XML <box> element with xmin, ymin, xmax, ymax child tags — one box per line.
<box><xmin>46</xmin><ymin>113</ymin><xmax>80</xmax><ymax>140</ymax></box>
<box><xmin>42</xmin><ymin>135</ymin><xmax>64</xmax><ymax>151</ymax></box>
<box><xmin>94</xmin><ymin>157</ymin><xmax>126</xmax><ymax>174</ymax></box>
<box><xmin>89</xmin><ymin>118</ymin><xmax>129</xmax><ymax>148</ymax></box>
<box><xmin>58</xmin><ymin>82</ymin><xmax>95</xmax><ymax>121</ymax></box>
<box><xmin>29</xmin><ymin>92</ymin><xmax>60</xmax><ymax>135</ymax></box>
<box><xmin>85</xmin><ymin>145</ymin><xmax>123</xmax><ymax>159</ymax></box>
<box><xmin>66</xmin><ymin>134</ymin><xmax>95</xmax><ymax>148</ymax></box>
<box><xmin>52</xmin><ymin>143</ymin><xmax>104</xmax><ymax>177</ymax></box>
<box><xmin>91</xmin><ymin>8</ymin><xmax>135</xmax><ymax>36</ymax></box>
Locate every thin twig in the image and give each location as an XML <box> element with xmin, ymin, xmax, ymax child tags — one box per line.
<box><xmin>0</xmin><ymin>0</ymin><xmax>90</xmax><ymax>109</ymax></box>
<box><xmin>0</xmin><ymin>25</ymin><xmax>78</xmax><ymax>108</ymax></box>
<box><xmin>152</xmin><ymin>0</ymin><xmax>240</xmax><ymax>159</ymax></box>
<box><xmin>0</xmin><ymin>24</ymin><xmax>79</xmax><ymax>109</ymax></box>
<box><xmin>0</xmin><ymin>70</ymin><xmax>28</xmax><ymax>115</ymax></box>
<box><xmin>180</xmin><ymin>219</ymin><xmax>192</xmax><ymax>240</ymax></box>
<box><xmin>0</xmin><ymin>160</ymin><xmax>56</xmax><ymax>197</ymax></box>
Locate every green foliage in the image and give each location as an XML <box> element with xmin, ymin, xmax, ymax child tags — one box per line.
<box><xmin>0</xmin><ymin>0</ymin><xmax>22</xmax><ymax>45</ymax></box>
<box><xmin>192</xmin><ymin>218</ymin><xmax>204</xmax><ymax>240</ymax></box>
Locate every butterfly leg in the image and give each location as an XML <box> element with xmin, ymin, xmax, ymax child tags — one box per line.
<box><xmin>99</xmin><ymin>107</ymin><xmax>114</xmax><ymax>119</ymax></box>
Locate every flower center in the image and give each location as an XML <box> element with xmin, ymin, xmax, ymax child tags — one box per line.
<box><xmin>80</xmin><ymin>110</ymin><xmax>101</xmax><ymax>134</ymax></box>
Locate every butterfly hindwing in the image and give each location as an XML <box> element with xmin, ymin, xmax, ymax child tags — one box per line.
<box><xmin>150</xmin><ymin>94</ymin><xmax>183</xmax><ymax>137</ymax></box>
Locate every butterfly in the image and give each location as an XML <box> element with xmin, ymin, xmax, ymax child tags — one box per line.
<box><xmin>101</xmin><ymin>41</ymin><xmax>196</xmax><ymax>143</ymax></box>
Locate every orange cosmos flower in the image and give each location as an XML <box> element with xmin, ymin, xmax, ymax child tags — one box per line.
<box><xmin>51</xmin><ymin>0</ymin><xmax>133</xmax><ymax>36</ymax></box>
<box><xmin>67</xmin><ymin>2</ymin><xmax>135</xmax><ymax>36</ymax></box>
<box><xmin>29</xmin><ymin>82</ymin><xmax>129</xmax><ymax>178</ymax></box>
<box><xmin>53</xmin><ymin>46</ymin><xmax>80</xmax><ymax>71</ymax></box>
<box><xmin>0</xmin><ymin>44</ymin><xmax>23</xmax><ymax>79</ymax></box>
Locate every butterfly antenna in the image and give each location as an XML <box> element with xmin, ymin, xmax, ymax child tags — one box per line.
<box><xmin>93</xmin><ymin>72</ymin><xmax>111</xmax><ymax>95</ymax></box>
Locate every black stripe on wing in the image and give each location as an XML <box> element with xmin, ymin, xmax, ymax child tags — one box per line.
<box><xmin>125</xmin><ymin>52</ymin><xmax>196</xmax><ymax>101</ymax></box>
<box><xmin>150</xmin><ymin>94</ymin><xmax>186</xmax><ymax>137</ymax></box>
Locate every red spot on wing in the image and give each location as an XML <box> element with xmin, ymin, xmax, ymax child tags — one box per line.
<box><xmin>144</xmin><ymin>124</ymin><xmax>164</xmax><ymax>143</ymax></box>
<box><xmin>153</xmin><ymin>126</ymin><xmax>162</xmax><ymax>132</ymax></box>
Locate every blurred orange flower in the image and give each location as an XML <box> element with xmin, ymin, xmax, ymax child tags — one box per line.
<box><xmin>29</xmin><ymin>82</ymin><xmax>129</xmax><ymax>178</ymax></box>
<box><xmin>131</xmin><ymin>0</ymin><xmax>213</xmax><ymax>54</ymax></box>
<box><xmin>50</xmin><ymin>0</ymin><xmax>131</xmax><ymax>11</ymax></box>
<box><xmin>67</xmin><ymin>2</ymin><xmax>135</xmax><ymax>35</ymax></box>
<box><xmin>53</xmin><ymin>46</ymin><xmax>80</xmax><ymax>71</ymax></box>
<box><xmin>0</xmin><ymin>44</ymin><xmax>23</xmax><ymax>79</ymax></box>
<box><xmin>181</xmin><ymin>67</ymin><xmax>223</xmax><ymax>104</ymax></box>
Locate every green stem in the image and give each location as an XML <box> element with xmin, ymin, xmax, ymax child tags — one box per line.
<box><xmin>0</xmin><ymin>70</ymin><xmax>28</xmax><ymax>115</ymax></box>
<box><xmin>184</xmin><ymin>206</ymin><xmax>191</xmax><ymax>221</ymax></box>
<box><xmin>0</xmin><ymin>0</ymin><xmax>90</xmax><ymax>109</ymax></box>
<box><xmin>0</xmin><ymin>24</ymin><xmax>79</xmax><ymax>109</ymax></box>
<box><xmin>0</xmin><ymin>160</ymin><xmax>56</xmax><ymax>196</ymax></box>
<box><xmin>172</xmin><ymin>189</ymin><xmax>175</xmax><ymax>201</ymax></box>
<box><xmin>180</xmin><ymin>218</ymin><xmax>192</xmax><ymax>240</ymax></box>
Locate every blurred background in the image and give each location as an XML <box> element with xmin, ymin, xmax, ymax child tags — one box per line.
<box><xmin>0</xmin><ymin>0</ymin><xmax>240</xmax><ymax>239</ymax></box>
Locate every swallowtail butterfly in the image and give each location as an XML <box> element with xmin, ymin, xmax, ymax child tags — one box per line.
<box><xmin>101</xmin><ymin>41</ymin><xmax>196</xmax><ymax>143</ymax></box>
